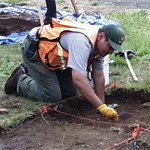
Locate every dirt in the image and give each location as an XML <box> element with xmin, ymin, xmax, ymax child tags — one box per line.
<box><xmin>0</xmin><ymin>1</ymin><xmax>150</xmax><ymax>150</ymax></box>
<box><xmin>1</xmin><ymin>89</ymin><xmax>150</xmax><ymax>150</ymax></box>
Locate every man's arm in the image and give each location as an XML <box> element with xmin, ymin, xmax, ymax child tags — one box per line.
<box><xmin>92</xmin><ymin>69</ymin><xmax>105</xmax><ymax>103</ymax></box>
<box><xmin>60</xmin><ymin>32</ymin><xmax>118</xmax><ymax>120</ymax></box>
<box><xmin>72</xmin><ymin>69</ymin><xmax>103</xmax><ymax>107</ymax></box>
<box><xmin>72</xmin><ymin>69</ymin><xmax>118</xmax><ymax>120</ymax></box>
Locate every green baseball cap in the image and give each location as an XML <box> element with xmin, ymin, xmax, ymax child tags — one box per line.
<box><xmin>101</xmin><ymin>24</ymin><xmax>125</xmax><ymax>51</ymax></box>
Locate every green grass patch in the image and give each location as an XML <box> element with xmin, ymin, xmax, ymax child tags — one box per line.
<box><xmin>0</xmin><ymin>43</ymin><xmax>22</xmax><ymax>91</ymax></box>
<box><xmin>57</xmin><ymin>0</ymin><xmax>65</xmax><ymax>4</ymax></box>
<box><xmin>2</xmin><ymin>0</ymin><xmax>29</xmax><ymax>5</ymax></box>
<box><xmin>108</xmin><ymin>10</ymin><xmax>150</xmax><ymax>91</ymax></box>
<box><xmin>111</xmin><ymin>10</ymin><xmax>150</xmax><ymax>58</ymax></box>
<box><xmin>0</xmin><ymin>94</ymin><xmax>52</xmax><ymax>130</ymax></box>
<box><xmin>0</xmin><ymin>43</ymin><xmax>53</xmax><ymax>130</ymax></box>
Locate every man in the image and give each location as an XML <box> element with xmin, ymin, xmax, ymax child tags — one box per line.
<box><xmin>4</xmin><ymin>18</ymin><xmax>125</xmax><ymax>120</ymax></box>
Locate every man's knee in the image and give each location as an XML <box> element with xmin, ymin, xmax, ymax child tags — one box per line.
<box><xmin>41</xmin><ymin>91</ymin><xmax>62</xmax><ymax>102</ymax></box>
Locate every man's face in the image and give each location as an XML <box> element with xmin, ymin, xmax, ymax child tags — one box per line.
<box><xmin>96</xmin><ymin>32</ymin><xmax>114</xmax><ymax>57</ymax></box>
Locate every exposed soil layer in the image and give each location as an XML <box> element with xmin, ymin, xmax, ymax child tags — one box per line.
<box><xmin>0</xmin><ymin>1</ymin><xmax>150</xmax><ymax>150</ymax></box>
<box><xmin>1</xmin><ymin>89</ymin><xmax>150</xmax><ymax>150</ymax></box>
<box><xmin>0</xmin><ymin>17</ymin><xmax>38</xmax><ymax>36</ymax></box>
<box><xmin>0</xmin><ymin>3</ymin><xmax>39</xmax><ymax>36</ymax></box>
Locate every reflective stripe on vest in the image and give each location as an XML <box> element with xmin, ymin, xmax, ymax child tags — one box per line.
<box><xmin>57</xmin><ymin>43</ymin><xmax>67</xmax><ymax>70</ymax></box>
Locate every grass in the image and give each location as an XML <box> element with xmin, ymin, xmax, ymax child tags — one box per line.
<box><xmin>0</xmin><ymin>44</ymin><xmax>22</xmax><ymax>91</ymax></box>
<box><xmin>0</xmin><ymin>96</ymin><xmax>46</xmax><ymax>129</ymax></box>
<box><xmin>111</xmin><ymin>10</ymin><xmax>150</xmax><ymax>56</ymax></box>
<box><xmin>108</xmin><ymin>10</ymin><xmax>150</xmax><ymax>90</ymax></box>
<box><xmin>0</xmin><ymin>43</ymin><xmax>53</xmax><ymax>130</ymax></box>
<box><xmin>0</xmin><ymin>2</ymin><xmax>150</xmax><ymax>129</ymax></box>
<box><xmin>2</xmin><ymin>0</ymin><xmax>31</xmax><ymax>5</ymax></box>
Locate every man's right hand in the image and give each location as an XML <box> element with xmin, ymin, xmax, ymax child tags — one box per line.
<box><xmin>97</xmin><ymin>104</ymin><xmax>118</xmax><ymax>120</ymax></box>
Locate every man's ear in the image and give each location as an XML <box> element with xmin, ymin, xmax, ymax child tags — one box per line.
<box><xmin>98</xmin><ymin>32</ymin><xmax>105</xmax><ymax>40</ymax></box>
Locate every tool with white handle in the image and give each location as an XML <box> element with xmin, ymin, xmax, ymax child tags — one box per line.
<box><xmin>124</xmin><ymin>50</ymin><xmax>138</xmax><ymax>82</ymax></box>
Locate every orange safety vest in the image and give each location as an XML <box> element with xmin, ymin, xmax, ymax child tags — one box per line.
<box><xmin>38</xmin><ymin>18</ymin><xmax>100</xmax><ymax>70</ymax></box>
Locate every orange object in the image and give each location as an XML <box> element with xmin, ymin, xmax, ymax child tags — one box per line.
<box><xmin>41</xmin><ymin>105</ymin><xmax>49</xmax><ymax>113</ymax></box>
<box><xmin>39</xmin><ymin>18</ymin><xmax>99</xmax><ymax>70</ymax></box>
<box><xmin>109</xmin><ymin>82</ymin><xmax>119</xmax><ymax>89</ymax></box>
<box><xmin>131</xmin><ymin>127</ymin><xmax>140</xmax><ymax>140</ymax></box>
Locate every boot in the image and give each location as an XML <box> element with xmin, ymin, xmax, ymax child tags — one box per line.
<box><xmin>4</xmin><ymin>63</ymin><xmax>27</xmax><ymax>94</ymax></box>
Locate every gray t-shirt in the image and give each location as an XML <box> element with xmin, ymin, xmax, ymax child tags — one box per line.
<box><xmin>60</xmin><ymin>32</ymin><xmax>104</xmax><ymax>74</ymax></box>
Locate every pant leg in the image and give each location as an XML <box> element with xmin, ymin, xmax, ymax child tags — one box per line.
<box><xmin>17</xmin><ymin>39</ymin><xmax>62</xmax><ymax>102</ymax></box>
<box><xmin>56</xmin><ymin>68</ymin><xmax>77</xmax><ymax>99</ymax></box>
<box><xmin>45</xmin><ymin>0</ymin><xmax>56</xmax><ymax>19</ymax></box>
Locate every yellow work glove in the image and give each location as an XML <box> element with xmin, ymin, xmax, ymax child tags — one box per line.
<box><xmin>97</xmin><ymin>104</ymin><xmax>118</xmax><ymax>120</ymax></box>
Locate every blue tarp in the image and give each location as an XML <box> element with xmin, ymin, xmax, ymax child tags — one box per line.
<box><xmin>0</xmin><ymin>32</ymin><xmax>28</xmax><ymax>44</ymax></box>
<box><xmin>0</xmin><ymin>3</ymin><xmax>120</xmax><ymax>44</ymax></box>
